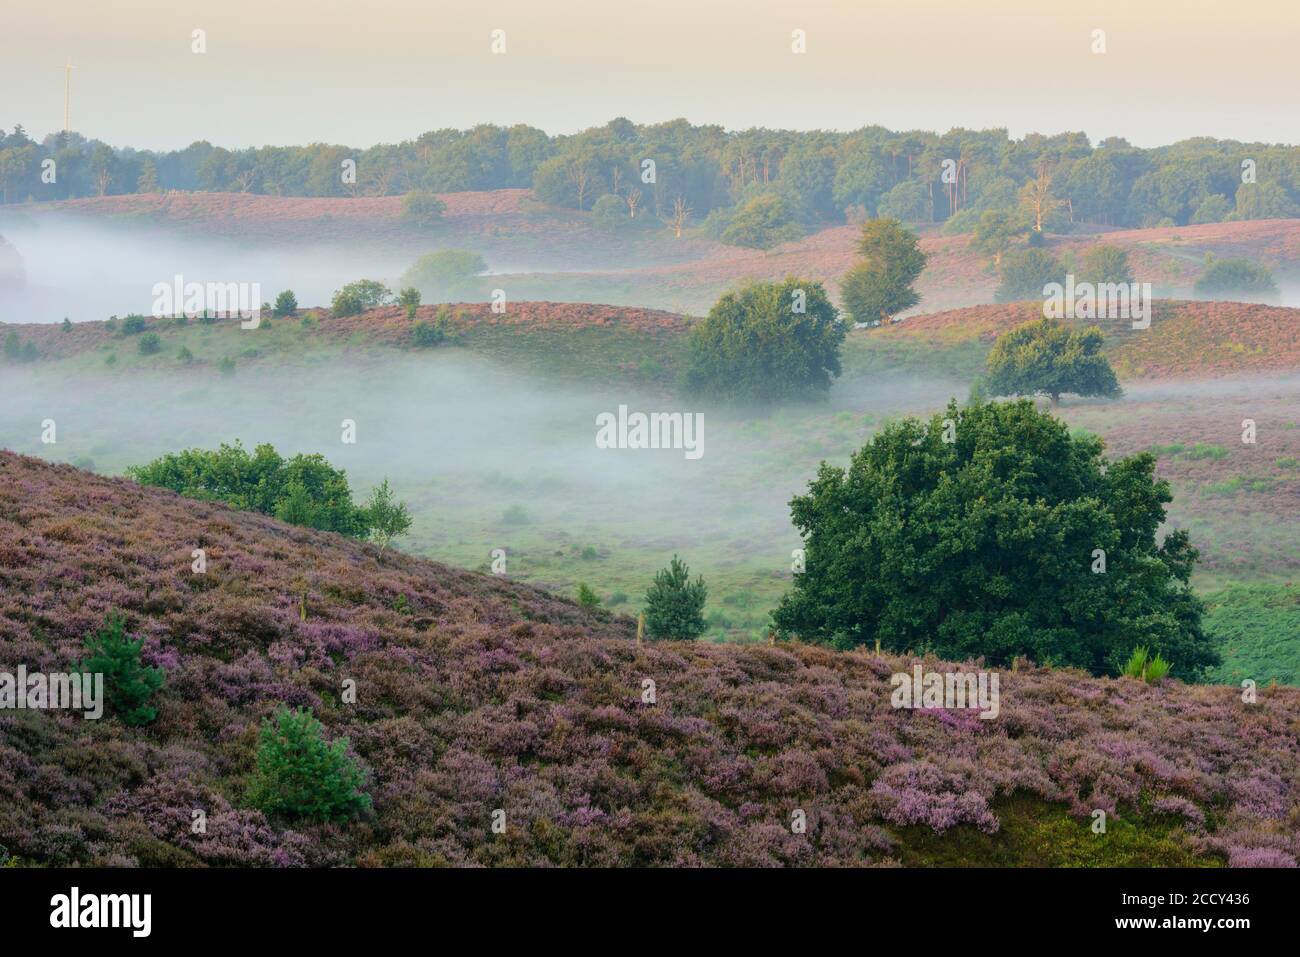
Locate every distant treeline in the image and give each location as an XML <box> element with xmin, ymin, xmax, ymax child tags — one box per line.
<box><xmin>2</xmin><ymin>119</ymin><xmax>1299</xmax><ymax>231</ymax></box>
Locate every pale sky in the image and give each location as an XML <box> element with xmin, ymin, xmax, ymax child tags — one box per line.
<box><xmin>2</xmin><ymin>0</ymin><xmax>1297</xmax><ymax>150</ymax></box>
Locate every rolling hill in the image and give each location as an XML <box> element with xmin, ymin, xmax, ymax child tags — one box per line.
<box><xmin>1</xmin><ymin>451</ymin><xmax>1297</xmax><ymax>867</ymax></box>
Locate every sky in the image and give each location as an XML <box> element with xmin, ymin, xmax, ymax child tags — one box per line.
<box><xmin>2</xmin><ymin>0</ymin><xmax>1297</xmax><ymax>150</ymax></box>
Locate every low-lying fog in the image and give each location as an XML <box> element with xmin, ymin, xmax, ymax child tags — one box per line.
<box><xmin>0</xmin><ymin>217</ymin><xmax>438</xmax><ymax>324</ymax></box>
<box><xmin>0</xmin><ymin>349</ymin><xmax>964</xmax><ymax>610</ymax></box>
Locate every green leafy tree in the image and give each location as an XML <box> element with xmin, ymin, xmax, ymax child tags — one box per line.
<box><xmin>247</xmin><ymin>707</ymin><xmax>371</xmax><ymax>823</ymax></box>
<box><xmin>401</xmin><ymin>189</ymin><xmax>446</xmax><ymax>226</ymax></box>
<box><xmin>1194</xmin><ymin>257</ymin><xmax>1278</xmax><ymax>301</ymax></box>
<box><xmin>969</xmin><ymin>210</ymin><xmax>1023</xmax><ymax>266</ymax></box>
<box><xmin>80</xmin><ymin>614</ymin><xmax>165</xmax><ymax>725</ymax></box>
<box><xmin>1079</xmin><ymin>245</ymin><xmax>1134</xmax><ymax>286</ymax></box>
<box><xmin>994</xmin><ymin>247</ymin><xmax>1066</xmax><ymax>302</ymax></box>
<box><xmin>773</xmin><ymin>399</ymin><xmax>1216</xmax><ymax>679</ymax></box>
<box><xmin>644</xmin><ymin>555</ymin><xmax>708</xmax><ymax>640</ymax></box>
<box><xmin>684</xmin><ymin>278</ymin><xmax>845</xmax><ymax>404</ymax></box>
<box><xmin>272</xmin><ymin>290</ymin><xmax>298</xmax><ymax>317</ymax></box>
<box><xmin>838</xmin><ymin>217</ymin><xmax>927</xmax><ymax>325</ymax></box>
<box><xmin>591</xmin><ymin>193</ymin><xmax>627</xmax><ymax>231</ymax></box>
<box><xmin>720</xmin><ymin>194</ymin><xmax>803</xmax><ymax>249</ymax></box>
<box><xmin>399</xmin><ymin>249</ymin><xmax>485</xmax><ymax>299</ymax></box>
<box><xmin>986</xmin><ymin>318</ymin><xmax>1121</xmax><ymax>404</ymax></box>
<box><xmin>397</xmin><ymin>287</ymin><xmax>421</xmax><ymax>319</ymax></box>
<box><xmin>363</xmin><ymin>479</ymin><xmax>412</xmax><ymax>554</ymax></box>
<box><xmin>136</xmin><ymin>159</ymin><xmax>160</xmax><ymax>193</ymax></box>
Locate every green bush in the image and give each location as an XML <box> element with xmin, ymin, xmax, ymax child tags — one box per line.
<box><xmin>720</xmin><ymin>194</ymin><xmax>802</xmax><ymax>249</ymax></box>
<box><xmin>121</xmin><ymin>314</ymin><xmax>148</xmax><ymax>335</ymax></box>
<box><xmin>217</xmin><ymin>355</ymin><xmax>235</xmax><ymax>376</ymax></box>
<box><xmin>1194</xmin><ymin>257</ymin><xmax>1278</xmax><ymax>301</ymax></box>
<box><xmin>80</xmin><ymin>613</ymin><xmax>165</xmax><ymax>725</ymax></box>
<box><xmin>246</xmin><ymin>707</ymin><xmax>371</xmax><ymax>823</ymax></box>
<box><xmin>995</xmin><ymin>248</ymin><xmax>1066</xmax><ymax>302</ymax></box>
<box><xmin>576</xmin><ymin>582</ymin><xmax>602</xmax><ymax>610</ymax></box>
<box><xmin>137</xmin><ymin>332</ymin><xmax>161</xmax><ymax>355</ymax></box>
<box><xmin>591</xmin><ymin>193</ymin><xmax>627</xmax><ymax>231</ymax></box>
<box><xmin>401</xmin><ymin>190</ymin><xmax>447</xmax><ymax>227</ymax></box>
<box><xmin>400</xmin><ymin>250</ymin><xmax>486</xmax><ymax>299</ymax></box>
<box><xmin>128</xmin><ymin>441</ymin><xmax>380</xmax><ymax>538</ymax></box>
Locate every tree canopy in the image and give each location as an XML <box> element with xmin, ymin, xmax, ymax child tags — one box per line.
<box><xmin>838</xmin><ymin>217</ymin><xmax>927</xmax><ymax>325</ymax></box>
<box><xmin>773</xmin><ymin>399</ymin><xmax>1217</xmax><ymax>679</ymax></box>
<box><xmin>683</xmin><ymin>278</ymin><xmax>845</xmax><ymax>404</ymax></box>
<box><xmin>985</xmin><ymin>318</ymin><xmax>1122</xmax><ymax>404</ymax></box>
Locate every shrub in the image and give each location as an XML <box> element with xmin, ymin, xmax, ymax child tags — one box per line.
<box><xmin>137</xmin><ymin>332</ymin><xmax>162</xmax><ymax>355</ymax></box>
<box><xmin>985</xmin><ymin>318</ymin><xmax>1122</xmax><ymax>404</ymax></box>
<box><xmin>644</xmin><ymin>555</ymin><xmax>708</xmax><ymax>640</ymax></box>
<box><xmin>720</xmin><ymin>194</ymin><xmax>803</xmax><ymax>249</ymax></box>
<box><xmin>398</xmin><ymin>287</ymin><xmax>420</xmax><ymax>319</ymax></box>
<box><xmin>995</xmin><ymin>248</ymin><xmax>1066</xmax><ymax>302</ymax></box>
<box><xmin>773</xmin><ymin>399</ymin><xmax>1217</xmax><ymax>679</ymax></box>
<box><xmin>79</xmin><ymin>613</ymin><xmax>165</xmax><ymax>726</ymax></box>
<box><xmin>20</xmin><ymin>341</ymin><xmax>37</xmax><ymax>362</ymax></box>
<box><xmin>591</xmin><ymin>193</ymin><xmax>627</xmax><ymax>231</ymax></box>
<box><xmin>177</xmin><ymin>346</ymin><xmax>194</xmax><ymax>363</ymax></box>
<box><xmin>411</xmin><ymin>319</ymin><xmax>444</xmax><ymax>347</ymax></box>
<box><xmin>401</xmin><ymin>190</ymin><xmax>447</xmax><ymax>227</ymax></box>
<box><xmin>217</xmin><ymin>355</ymin><xmax>235</xmax><ymax>376</ymax></box>
<box><xmin>400</xmin><ymin>250</ymin><xmax>486</xmax><ymax>299</ymax></box>
<box><xmin>272</xmin><ymin>290</ymin><xmax>298</xmax><ymax>317</ymax></box>
<box><xmin>576</xmin><ymin>583</ymin><xmax>602</xmax><ymax>610</ymax></box>
<box><xmin>61</xmin><ymin>317</ymin><xmax>72</xmax><ymax>332</ymax></box>
<box><xmin>331</xmin><ymin>280</ymin><xmax>391</xmax><ymax>316</ymax></box>
<box><xmin>1194</xmin><ymin>257</ymin><xmax>1278</xmax><ymax>301</ymax></box>
<box><xmin>128</xmin><ymin>441</ymin><xmax>372</xmax><ymax>537</ymax></box>
<box><xmin>246</xmin><ymin>706</ymin><xmax>371</xmax><ymax>823</ymax></box>
<box><xmin>1079</xmin><ymin>245</ymin><xmax>1134</xmax><ymax>286</ymax></box>
<box><xmin>684</xmin><ymin>278</ymin><xmax>845</xmax><ymax>404</ymax></box>
<box><xmin>502</xmin><ymin>505</ymin><xmax>530</xmax><ymax>526</ymax></box>
<box><xmin>2</xmin><ymin>331</ymin><xmax>19</xmax><ymax>360</ymax></box>
<box><xmin>120</xmin><ymin>314</ymin><xmax>147</xmax><ymax>335</ymax></box>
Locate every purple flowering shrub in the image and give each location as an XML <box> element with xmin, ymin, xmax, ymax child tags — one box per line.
<box><xmin>1</xmin><ymin>451</ymin><xmax>1297</xmax><ymax>867</ymax></box>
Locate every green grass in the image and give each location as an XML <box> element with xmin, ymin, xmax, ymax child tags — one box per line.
<box><xmin>1204</xmin><ymin>582</ymin><xmax>1300</xmax><ymax>686</ymax></box>
<box><xmin>894</xmin><ymin>794</ymin><xmax>1221</xmax><ymax>867</ymax></box>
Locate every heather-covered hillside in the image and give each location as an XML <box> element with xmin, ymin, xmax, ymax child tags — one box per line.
<box><xmin>1</xmin><ymin>452</ymin><xmax>1296</xmax><ymax>867</ymax></box>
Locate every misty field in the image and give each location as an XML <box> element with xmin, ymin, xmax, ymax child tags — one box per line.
<box><xmin>2</xmin><ymin>310</ymin><xmax>1296</xmax><ymax>686</ymax></box>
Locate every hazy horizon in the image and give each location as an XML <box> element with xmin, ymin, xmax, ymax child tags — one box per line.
<box><xmin>4</xmin><ymin>0</ymin><xmax>1299</xmax><ymax>151</ymax></box>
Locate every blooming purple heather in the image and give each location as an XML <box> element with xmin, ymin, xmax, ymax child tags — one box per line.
<box><xmin>1</xmin><ymin>451</ymin><xmax>1297</xmax><ymax>867</ymax></box>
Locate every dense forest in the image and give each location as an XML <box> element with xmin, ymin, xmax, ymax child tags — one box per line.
<box><xmin>3</xmin><ymin>119</ymin><xmax>1300</xmax><ymax>234</ymax></box>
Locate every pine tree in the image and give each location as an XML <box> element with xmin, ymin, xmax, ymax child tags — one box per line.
<box><xmin>643</xmin><ymin>555</ymin><xmax>708</xmax><ymax>640</ymax></box>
